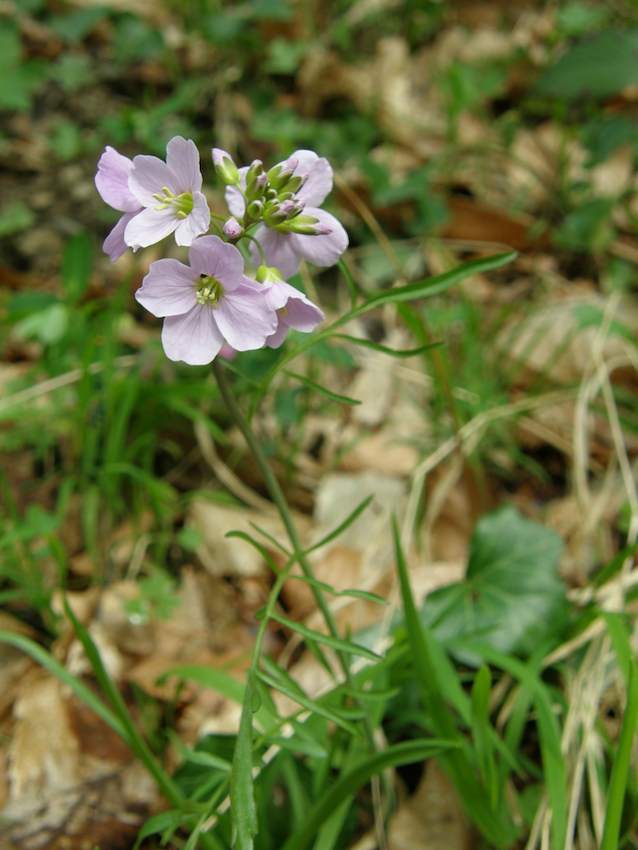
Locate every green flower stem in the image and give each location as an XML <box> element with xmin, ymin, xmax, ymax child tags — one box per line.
<box><xmin>242</xmin><ymin>232</ymin><xmax>266</xmax><ymax>265</ymax></box>
<box><xmin>212</xmin><ymin>361</ymin><xmax>389</xmax><ymax>849</ymax></box>
<box><xmin>212</xmin><ymin>360</ymin><xmax>348</xmax><ymax>679</ymax></box>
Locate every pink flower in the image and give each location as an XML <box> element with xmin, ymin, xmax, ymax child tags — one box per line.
<box><xmin>135</xmin><ymin>236</ymin><xmax>277</xmax><ymax>366</ymax></box>
<box><xmin>125</xmin><ymin>136</ymin><xmax>210</xmax><ymax>250</ymax></box>
<box><xmin>226</xmin><ymin>150</ymin><xmax>348</xmax><ymax>277</ymax></box>
<box><xmin>255</xmin><ymin>266</ymin><xmax>324</xmax><ymax>349</ymax></box>
<box><xmin>95</xmin><ymin>146</ymin><xmax>142</xmax><ymax>261</ymax></box>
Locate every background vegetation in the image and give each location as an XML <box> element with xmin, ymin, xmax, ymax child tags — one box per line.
<box><xmin>2</xmin><ymin>1</ymin><xmax>638</xmax><ymax>849</ymax></box>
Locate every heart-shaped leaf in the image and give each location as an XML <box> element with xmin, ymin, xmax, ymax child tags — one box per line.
<box><xmin>422</xmin><ymin>507</ymin><xmax>568</xmax><ymax>664</ymax></box>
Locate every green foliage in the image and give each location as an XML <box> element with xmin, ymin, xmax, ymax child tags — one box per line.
<box><xmin>3</xmin><ymin>4</ymin><xmax>638</xmax><ymax>849</ymax></box>
<box><xmin>423</xmin><ymin>507</ymin><xmax>568</xmax><ymax>663</ymax></box>
<box><xmin>0</xmin><ymin>20</ymin><xmax>47</xmax><ymax>111</ymax></box>
<box><xmin>536</xmin><ymin>30</ymin><xmax>638</xmax><ymax>100</ymax></box>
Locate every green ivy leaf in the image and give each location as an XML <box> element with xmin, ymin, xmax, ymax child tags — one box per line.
<box><xmin>422</xmin><ymin>506</ymin><xmax>568</xmax><ymax>664</ymax></box>
<box><xmin>535</xmin><ymin>30</ymin><xmax>638</xmax><ymax>100</ymax></box>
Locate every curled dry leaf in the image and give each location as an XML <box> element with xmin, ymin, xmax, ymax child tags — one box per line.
<box><xmin>1</xmin><ymin>670</ymin><xmax>156</xmax><ymax>850</ymax></box>
<box><xmin>388</xmin><ymin>760</ymin><xmax>474</xmax><ymax>850</ymax></box>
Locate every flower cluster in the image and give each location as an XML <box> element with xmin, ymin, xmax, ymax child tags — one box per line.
<box><xmin>95</xmin><ymin>137</ymin><xmax>348</xmax><ymax>365</ymax></box>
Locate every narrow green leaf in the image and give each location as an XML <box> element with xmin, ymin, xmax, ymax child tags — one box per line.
<box><xmin>332</xmin><ymin>333</ymin><xmax>438</xmax><ymax>358</ymax></box>
<box><xmin>285</xmin><ymin>371</ymin><xmax>361</xmax><ymax>405</ymax></box>
<box><xmin>312</xmin><ymin>798</ymin><xmax>351</xmax><ymax>850</ymax></box>
<box><xmin>468</xmin><ymin>644</ymin><xmax>568</xmax><ymax>850</ymax></box>
<box><xmin>256</xmin><ymin>669</ymin><xmax>359</xmax><ymax>735</ymax></box>
<box><xmin>393</xmin><ymin>518</ymin><xmax>456</xmax><ymax>735</ymax></box>
<box><xmin>225</xmin><ymin>529</ymin><xmax>289</xmax><ymax>572</ymax></box>
<box><xmin>159</xmin><ymin>664</ymin><xmax>244</xmax><ymax>703</ymax></box>
<box><xmin>231</xmin><ymin>676</ymin><xmax>258</xmax><ymax>850</ymax></box>
<box><xmin>0</xmin><ymin>629</ymin><xmax>125</xmax><ymax>738</ymax></box>
<box><xmin>282</xmin><ymin>739</ymin><xmax>458</xmax><ymax>850</ymax></box>
<box><xmin>471</xmin><ymin>665</ymin><xmax>498</xmax><ymax>806</ymax></box>
<box><xmin>248</xmin><ymin>521</ymin><xmax>291</xmax><ymax>556</ymax></box>
<box><xmin>270</xmin><ymin>735</ymin><xmax>327</xmax><ymax>759</ymax></box>
<box><xmin>268</xmin><ymin>611</ymin><xmax>381</xmax><ymax>661</ymax></box>
<box><xmin>336</xmin><ymin>588</ymin><xmax>387</xmax><ymax>605</ymax></box>
<box><xmin>601</xmin><ymin>613</ymin><xmax>638</xmax><ymax>850</ymax></box>
<box><xmin>62</xmin><ymin>232</ymin><xmax>92</xmax><ymax>302</ymax></box>
<box><xmin>305</xmin><ymin>496</ymin><xmax>374</xmax><ymax>554</ymax></box>
<box><xmin>133</xmin><ymin>810</ymin><xmax>183</xmax><ymax>850</ymax></box>
<box><xmin>393</xmin><ymin>520</ymin><xmax>517</xmax><ymax>847</ymax></box>
<box><xmin>338</xmin><ymin>258</ymin><xmax>359</xmax><ymax>308</ymax></box>
<box><xmin>353</xmin><ymin>251</ymin><xmax>517</xmax><ymax>315</ymax></box>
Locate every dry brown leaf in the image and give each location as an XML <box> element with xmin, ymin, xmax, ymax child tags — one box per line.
<box><xmin>189</xmin><ymin>498</ymin><xmax>310</xmax><ymax>576</ymax></box>
<box><xmin>339</xmin><ymin>429</ymin><xmax>419</xmax><ymax>477</ymax></box>
<box><xmin>497</xmin><ymin>293</ymin><xmax>638</xmax><ymax>385</ymax></box>
<box><xmin>388</xmin><ymin>760</ymin><xmax>475</xmax><ymax>850</ymax></box>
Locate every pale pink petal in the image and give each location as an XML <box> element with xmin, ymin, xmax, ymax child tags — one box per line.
<box><xmin>280</xmin><ymin>284</ymin><xmax>324</xmax><ymax>331</ymax></box>
<box><xmin>174</xmin><ymin>192</ymin><xmax>210</xmax><ymax>246</ymax></box>
<box><xmin>103</xmin><ymin>211</ymin><xmax>136</xmax><ymax>261</ymax></box>
<box><xmin>260</xmin><ymin>281</ymin><xmax>289</xmax><ymax>311</ymax></box>
<box><xmin>188</xmin><ymin>235</ymin><xmax>244</xmax><ymax>291</ymax></box>
<box><xmin>251</xmin><ymin>225</ymin><xmax>300</xmax><ymax>278</ymax></box>
<box><xmin>95</xmin><ymin>147</ymin><xmax>139</xmax><ymax>212</ymax></box>
<box><xmin>289</xmin><ymin>150</ymin><xmax>333</xmax><ymax>207</ymax></box>
<box><xmin>214</xmin><ymin>284</ymin><xmax>277</xmax><ymax>351</ymax></box>
<box><xmin>225</xmin><ymin>166</ymin><xmax>249</xmax><ymax>218</ymax></box>
<box><xmin>124</xmin><ymin>206</ymin><xmax>178</xmax><ymax>249</ymax></box>
<box><xmin>166</xmin><ymin>136</ymin><xmax>202</xmax><ymax>192</ymax></box>
<box><xmin>266</xmin><ymin>321</ymin><xmax>289</xmax><ymax>349</ymax></box>
<box><xmin>129</xmin><ymin>155</ymin><xmax>178</xmax><ymax>206</ymax></box>
<box><xmin>161</xmin><ymin>305</ymin><xmax>223</xmax><ymax>366</ymax></box>
<box><xmin>291</xmin><ymin>208</ymin><xmax>348</xmax><ymax>269</ymax></box>
<box><xmin>135</xmin><ymin>259</ymin><xmax>196</xmax><ymax>317</ymax></box>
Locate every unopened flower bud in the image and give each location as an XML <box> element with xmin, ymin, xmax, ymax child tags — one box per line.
<box><xmin>279</xmin><ymin>199</ymin><xmax>302</xmax><ymax>218</ymax></box>
<box><xmin>263</xmin><ymin>203</ymin><xmax>288</xmax><ymax>227</ymax></box>
<box><xmin>267</xmin><ymin>158</ymin><xmax>298</xmax><ymax>191</ymax></box>
<box><xmin>246</xmin><ymin>199</ymin><xmax>263</xmax><ymax>219</ymax></box>
<box><xmin>256</xmin><ymin>264</ymin><xmax>285</xmax><ymax>285</ymax></box>
<box><xmin>212</xmin><ymin>148</ymin><xmax>240</xmax><ymax>185</ymax></box>
<box><xmin>245</xmin><ymin>160</ymin><xmax>265</xmax><ymax>197</ymax></box>
<box><xmin>223</xmin><ymin>216</ymin><xmax>242</xmax><ymax>240</ymax></box>
<box><xmin>284</xmin><ymin>174</ymin><xmax>305</xmax><ymax>194</ymax></box>
<box><xmin>276</xmin><ymin>214</ymin><xmax>326</xmax><ymax>235</ymax></box>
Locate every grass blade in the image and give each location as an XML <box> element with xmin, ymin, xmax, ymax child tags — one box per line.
<box><xmin>601</xmin><ymin>613</ymin><xmax>638</xmax><ymax>850</ymax></box>
<box><xmin>231</xmin><ymin>675</ymin><xmax>258</xmax><ymax>850</ymax></box>
<box><xmin>268</xmin><ymin>611</ymin><xmax>381</xmax><ymax>661</ymax></box>
<box><xmin>0</xmin><ymin>629</ymin><xmax>125</xmax><ymax>737</ymax></box>
<box><xmin>285</xmin><ymin>371</ymin><xmax>361</xmax><ymax>405</ymax></box>
<box><xmin>305</xmin><ymin>495</ymin><xmax>373</xmax><ymax>554</ymax></box>
<box><xmin>256</xmin><ymin>669</ymin><xmax>360</xmax><ymax>735</ymax></box>
<box><xmin>282</xmin><ymin>738</ymin><xmax>458</xmax><ymax>850</ymax></box>
<box><xmin>331</xmin><ymin>333</ymin><xmax>438</xmax><ymax>358</ymax></box>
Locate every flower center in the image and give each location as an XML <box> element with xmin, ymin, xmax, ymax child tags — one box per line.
<box><xmin>152</xmin><ymin>186</ymin><xmax>194</xmax><ymax>219</ymax></box>
<box><xmin>196</xmin><ymin>274</ymin><xmax>223</xmax><ymax>306</ymax></box>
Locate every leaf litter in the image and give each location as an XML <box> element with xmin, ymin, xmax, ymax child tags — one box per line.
<box><xmin>2</xmin><ymin>1</ymin><xmax>638</xmax><ymax>848</ymax></box>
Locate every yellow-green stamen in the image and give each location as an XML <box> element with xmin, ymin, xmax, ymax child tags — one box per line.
<box><xmin>196</xmin><ymin>274</ymin><xmax>223</xmax><ymax>306</ymax></box>
<box><xmin>152</xmin><ymin>186</ymin><xmax>194</xmax><ymax>218</ymax></box>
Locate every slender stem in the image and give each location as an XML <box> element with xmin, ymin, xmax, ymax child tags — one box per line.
<box><xmin>242</xmin><ymin>232</ymin><xmax>266</xmax><ymax>265</ymax></box>
<box><xmin>213</xmin><ymin>360</ymin><xmax>348</xmax><ymax>678</ymax></box>
<box><xmin>213</xmin><ymin>360</ymin><xmax>389</xmax><ymax>850</ymax></box>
